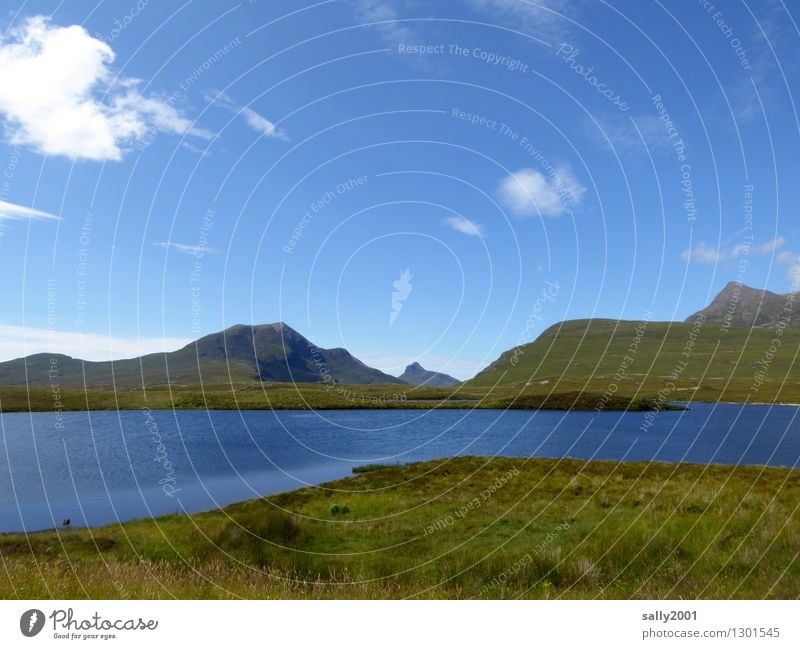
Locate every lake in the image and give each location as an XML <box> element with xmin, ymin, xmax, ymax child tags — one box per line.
<box><xmin>1</xmin><ymin>403</ymin><xmax>798</xmax><ymax>532</ymax></box>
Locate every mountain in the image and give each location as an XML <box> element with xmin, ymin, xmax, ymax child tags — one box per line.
<box><xmin>686</xmin><ymin>281</ymin><xmax>799</xmax><ymax>329</ymax></box>
<box><xmin>397</xmin><ymin>362</ymin><xmax>459</xmax><ymax>387</ymax></box>
<box><xmin>467</xmin><ymin>282</ymin><xmax>800</xmax><ymax>391</ymax></box>
<box><xmin>0</xmin><ymin>322</ymin><xmax>405</xmax><ymax>390</ymax></box>
<box><xmin>465</xmin><ymin>316</ymin><xmax>800</xmax><ymax>401</ymax></box>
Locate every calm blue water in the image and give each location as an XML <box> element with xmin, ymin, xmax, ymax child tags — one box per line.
<box><xmin>1</xmin><ymin>403</ymin><xmax>798</xmax><ymax>532</ymax></box>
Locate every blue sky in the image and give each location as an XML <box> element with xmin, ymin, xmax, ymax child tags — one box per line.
<box><xmin>0</xmin><ymin>0</ymin><xmax>798</xmax><ymax>379</ymax></box>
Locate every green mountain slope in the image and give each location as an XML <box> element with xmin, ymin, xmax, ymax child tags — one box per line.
<box><xmin>466</xmin><ymin>317</ymin><xmax>800</xmax><ymax>402</ymax></box>
<box><xmin>0</xmin><ymin>323</ymin><xmax>404</xmax><ymax>390</ymax></box>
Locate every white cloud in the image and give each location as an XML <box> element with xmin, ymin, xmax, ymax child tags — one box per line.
<box><xmin>241</xmin><ymin>108</ymin><xmax>287</xmax><ymax>140</ymax></box>
<box><xmin>465</xmin><ymin>0</ymin><xmax>570</xmax><ymax>34</ymax></box>
<box><xmin>180</xmin><ymin>141</ymin><xmax>211</xmax><ymax>158</ymax></box>
<box><xmin>722</xmin><ymin>4</ymin><xmax>784</xmax><ymax>126</ymax></box>
<box><xmin>730</xmin><ymin>242</ymin><xmax>749</xmax><ymax>258</ymax></box>
<box><xmin>590</xmin><ymin>114</ymin><xmax>677</xmax><ymax>158</ymax></box>
<box><xmin>353</xmin><ymin>0</ymin><xmax>569</xmax><ymax>48</ymax></box>
<box><xmin>682</xmin><ymin>242</ymin><xmax>724</xmax><ymax>264</ymax></box>
<box><xmin>498</xmin><ymin>166</ymin><xmax>585</xmax><ymax>217</ymax></box>
<box><xmin>683</xmin><ymin>236</ymin><xmax>788</xmax><ymax>265</ymax></box>
<box><xmin>444</xmin><ymin>216</ymin><xmax>484</xmax><ymax>237</ymax></box>
<box><xmin>0</xmin><ymin>16</ymin><xmax>210</xmax><ymax>161</ymax></box>
<box><xmin>776</xmin><ymin>247</ymin><xmax>800</xmax><ymax>283</ymax></box>
<box><xmin>207</xmin><ymin>91</ymin><xmax>288</xmax><ymax>141</ymax></box>
<box><xmin>352</xmin><ymin>0</ymin><xmax>414</xmax><ymax>46</ymax></box>
<box><xmin>0</xmin><ymin>324</ymin><xmax>191</xmax><ymax>363</ymax></box>
<box><xmin>790</xmin><ymin>264</ymin><xmax>800</xmax><ymax>287</ymax></box>
<box><xmin>0</xmin><ymin>200</ymin><xmax>59</xmax><ymax>221</ymax></box>
<box><xmin>113</xmin><ymin>90</ymin><xmax>213</xmax><ymax>140</ymax></box>
<box><xmin>154</xmin><ymin>241</ymin><xmax>217</xmax><ymax>256</ymax></box>
<box><xmin>758</xmin><ymin>236</ymin><xmax>785</xmax><ymax>254</ymax></box>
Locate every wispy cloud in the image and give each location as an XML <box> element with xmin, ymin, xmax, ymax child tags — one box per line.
<box><xmin>352</xmin><ymin>0</ymin><xmax>414</xmax><ymax>46</ymax></box>
<box><xmin>0</xmin><ymin>324</ymin><xmax>191</xmax><ymax>363</ymax></box>
<box><xmin>444</xmin><ymin>216</ymin><xmax>484</xmax><ymax>237</ymax></box>
<box><xmin>775</xmin><ymin>246</ymin><xmax>800</xmax><ymax>283</ymax></box>
<box><xmin>352</xmin><ymin>0</ymin><xmax>570</xmax><ymax>48</ymax></box>
<box><xmin>154</xmin><ymin>241</ymin><xmax>217</xmax><ymax>256</ymax></box>
<box><xmin>682</xmin><ymin>236</ymin><xmax>787</xmax><ymax>264</ymax></box>
<box><xmin>206</xmin><ymin>91</ymin><xmax>288</xmax><ymax>141</ymax></box>
<box><xmin>180</xmin><ymin>141</ymin><xmax>211</xmax><ymax>158</ymax></box>
<box><xmin>390</xmin><ymin>269</ymin><xmax>413</xmax><ymax>326</ymax></box>
<box><xmin>589</xmin><ymin>113</ymin><xmax>678</xmax><ymax>158</ymax></box>
<box><xmin>465</xmin><ymin>0</ymin><xmax>571</xmax><ymax>37</ymax></box>
<box><xmin>498</xmin><ymin>166</ymin><xmax>585</xmax><ymax>217</ymax></box>
<box><xmin>682</xmin><ymin>241</ymin><xmax>725</xmax><ymax>264</ymax></box>
<box><xmin>716</xmin><ymin>2</ymin><xmax>788</xmax><ymax>126</ymax></box>
<box><xmin>0</xmin><ymin>16</ymin><xmax>210</xmax><ymax>161</ymax></box>
<box><xmin>758</xmin><ymin>236</ymin><xmax>785</xmax><ymax>254</ymax></box>
<box><xmin>0</xmin><ymin>200</ymin><xmax>59</xmax><ymax>221</ymax></box>
<box><xmin>687</xmin><ymin>235</ymin><xmax>800</xmax><ymax>284</ymax></box>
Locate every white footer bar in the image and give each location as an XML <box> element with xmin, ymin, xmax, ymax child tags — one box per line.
<box><xmin>1</xmin><ymin>600</ymin><xmax>796</xmax><ymax>648</ymax></box>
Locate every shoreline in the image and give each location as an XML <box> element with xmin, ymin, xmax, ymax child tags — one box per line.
<box><xmin>3</xmin><ymin>453</ymin><xmax>798</xmax><ymax>536</ymax></box>
<box><xmin>2</xmin><ymin>455</ymin><xmax>799</xmax><ymax>599</ymax></box>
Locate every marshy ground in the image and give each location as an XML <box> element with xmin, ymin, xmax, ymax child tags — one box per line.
<box><xmin>1</xmin><ymin>456</ymin><xmax>798</xmax><ymax>599</ymax></box>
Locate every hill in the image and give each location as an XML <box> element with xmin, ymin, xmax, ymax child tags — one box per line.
<box><xmin>2</xmin><ymin>281</ymin><xmax>797</xmax><ymax>404</ymax></box>
<box><xmin>397</xmin><ymin>362</ymin><xmax>460</xmax><ymax>387</ymax></box>
<box><xmin>0</xmin><ymin>323</ymin><xmax>404</xmax><ymax>390</ymax></box>
<box><xmin>686</xmin><ymin>281</ymin><xmax>798</xmax><ymax>329</ymax></box>
<box><xmin>466</xmin><ymin>317</ymin><xmax>800</xmax><ymax>403</ymax></box>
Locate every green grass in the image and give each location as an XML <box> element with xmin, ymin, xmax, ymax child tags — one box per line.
<box><xmin>467</xmin><ymin>319</ymin><xmax>800</xmax><ymax>403</ymax></box>
<box><xmin>0</xmin><ymin>382</ymin><xmax>669</xmax><ymax>413</ymax></box>
<box><xmin>352</xmin><ymin>463</ymin><xmax>403</xmax><ymax>474</ymax></box>
<box><xmin>2</xmin><ymin>457</ymin><xmax>798</xmax><ymax>599</ymax></box>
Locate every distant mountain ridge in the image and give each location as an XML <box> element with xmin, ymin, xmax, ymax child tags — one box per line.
<box><xmin>686</xmin><ymin>281</ymin><xmax>799</xmax><ymax>329</ymax></box>
<box><xmin>0</xmin><ymin>322</ymin><xmax>404</xmax><ymax>390</ymax></box>
<box><xmin>1</xmin><ymin>282</ymin><xmax>795</xmax><ymax>393</ymax></box>
<box><xmin>397</xmin><ymin>362</ymin><xmax>460</xmax><ymax>387</ymax></box>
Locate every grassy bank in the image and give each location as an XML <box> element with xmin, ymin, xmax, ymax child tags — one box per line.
<box><xmin>2</xmin><ymin>457</ymin><xmax>798</xmax><ymax>599</ymax></box>
<box><xmin>0</xmin><ymin>383</ymin><xmax>667</xmax><ymax>413</ymax></box>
